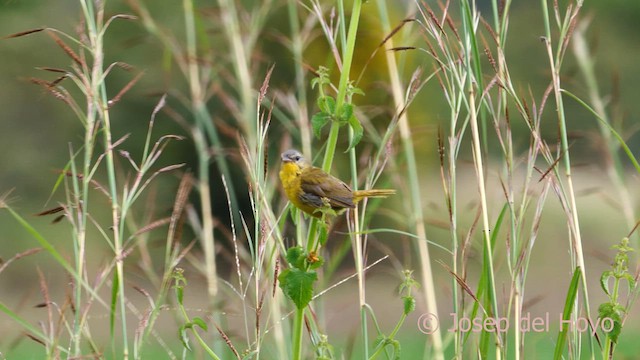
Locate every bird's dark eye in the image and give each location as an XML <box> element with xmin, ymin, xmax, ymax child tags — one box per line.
<box><xmin>294</xmin><ymin>156</ymin><xmax>301</xmax><ymax>161</ymax></box>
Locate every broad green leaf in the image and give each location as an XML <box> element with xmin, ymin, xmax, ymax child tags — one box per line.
<box><xmin>340</xmin><ymin>103</ymin><xmax>354</xmax><ymax>123</ymax></box>
<box><xmin>311</xmin><ymin>112</ymin><xmax>331</xmax><ymax>139</ymax></box>
<box><xmin>278</xmin><ymin>268</ymin><xmax>317</xmax><ymax>309</ymax></box>
<box><xmin>598</xmin><ymin>302</ymin><xmax>623</xmax><ymax>343</ymax></box>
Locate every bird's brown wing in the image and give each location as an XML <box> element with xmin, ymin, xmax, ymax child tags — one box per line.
<box><xmin>299</xmin><ymin>167</ymin><xmax>355</xmax><ymax>210</ymax></box>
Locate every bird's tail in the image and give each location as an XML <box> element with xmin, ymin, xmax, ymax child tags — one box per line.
<box><xmin>353</xmin><ymin>189</ymin><xmax>396</xmax><ymax>203</ymax></box>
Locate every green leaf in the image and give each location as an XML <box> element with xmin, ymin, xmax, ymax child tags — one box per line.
<box><xmin>317</xmin><ymin>96</ymin><xmax>336</xmax><ymax>114</ymax></box>
<box><xmin>600</xmin><ymin>270</ymin><xmax>613</xmax><ymax>297</ymax></box>
<box><xmin>598</xmin><ymin>302</ymin><xmax>623</xmax><ymax>343</ymax></box>
<box><xmin>346</xmin><ymin>114</ymin><xmax>363</xmax><ymax>152</ymax></box>
<box><xmin>176</xmin><ymin>286</ymin><xmax>184</xmax><ymax>305</ymax></box>
<box><xmin>340</xmin><ymin>103</ymin><xmax>354</xmax><ymax>123</ymax></box>
<box><xmin>179</xmin><ymin>324</ymin><xmax>191</xmax><ymax>351</ymax></box>
<box><xmin>350</xmin><ymin>86</ymin><xmax>365</xmax><ymax>96</ymax></box>
<box><xmin>311</xmin><ymin>77</ymin><xmax>321</xmax><ymax>89</ymax></box>
<box><xmin>278</xmin><ymin>268</ymin><xmax>317</xmax><ymax>309</ymax></box>
<box><xmin>192</xmin><ymin>317</ymin><xmax>208</xmax><ymax>331</ymax></box>
<box><xmin>623</xmin><ymin>273</ymin><xmax>636</xmax><ymax>290</ymax></box>
<box><xmin>311</xmin><ymin>112</ymin><xmax>331</xmax><ymax>139</ymax></box>
<box><xmin>286</xmin><ymin>246</ymin><xmax>306</xmax><ymax>270</ymax></box>
<box><xmin>402</xmin><ymin>296</ymin><xmax>416</xmax><ymax>315</ymax></box>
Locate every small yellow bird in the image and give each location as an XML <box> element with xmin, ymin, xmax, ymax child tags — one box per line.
<box><xmin>279</xmin><ymin>149</ymin><xmax>395</xmax><ymax>217</ymax></box>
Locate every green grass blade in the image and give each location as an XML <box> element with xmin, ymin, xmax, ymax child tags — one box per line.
<box><xmin>0</xmin><ymin>301</ymin><xmax>68</xmax><ymax>355</ymax></box>
<box><xmin>3</xmin><ymin>206</ymin><xmax>107</xmax><ymax>307</ymax></box>
<box><xmin>561</xmin><ymin>89</ymin><xmax>640</xmax><ymax>173</ymax></box>
<box><xmin>554</xmin><ymin>266</ymin><xmax>582</xmax><ymax>360</ymax></box>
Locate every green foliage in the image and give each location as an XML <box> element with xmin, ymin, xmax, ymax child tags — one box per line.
<box><xmin>4</xmin><ymin>0</ymin><xmax>640</xmax><ymax>359</ymax></box>
<box><xmin>279</xmin><ymin>268</ymin><xmax>317</xmax><ymax>310</ymax></box>
<box><xmin>178</xmin><ymin>317</ymin><xmax>208</xmax><ymax>351</ymax></box>
<box><xmin>399</xmin><ymin>270</ymin><xmax>418</xmax><ymax>315</ymax></box>
<box><xmin>598</xmin><ymin>302</ymin><xmax>623</xmax><ymax>343</ymax></box>
<box><xmin>285</xmin><ymin>246</ymin><xmax>306</xmax><ymax>270</ymax></box>
<box><xmin>279</xmin><ymin>246</ymin><xmax>324</xmax><ymax>309</ymax></box>
<box><xmin>310</xmin><ymin>67</ymin><xmax>364</xmax><ymax>151</ymax></box>
<box><xmin>368</xmin><ymin>270</ymin><xmax>419</xmax><ymax>360</ymax></box>
<box><xmin>173</xmin><ymin>268</ymin><xmax>220</xmax><ymax>358</ymax></box>
<box><xmin>598</xmin><ymin>238</ymin><xmax>637</xmax><ymax>356</ymax></box>
<box><xmin>402</xmin><ymin>296</ymin><xmax>415</xmax><ymax>315</ymax></box>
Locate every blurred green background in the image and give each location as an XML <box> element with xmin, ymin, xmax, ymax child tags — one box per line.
<box><xmin>1</xmin><ymin>0</ymin><xmax>639</xmax><ymax>200</ymax></box>
<box><xmin>1</xmin><ymin>0</ymin><xmax>640</xmax><ymax>358</ymax></box>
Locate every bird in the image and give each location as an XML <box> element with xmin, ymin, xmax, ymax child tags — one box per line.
<box><xmin>279</xmin><ymin>149</ymin><xmax>395</xmax><ymax>218</ymax></box>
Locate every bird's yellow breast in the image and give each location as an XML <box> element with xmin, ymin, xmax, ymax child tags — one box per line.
<box><xmin>279</xmin><ymin>161</ymin><xmax>317</xmax><ymax>215</ymax></box>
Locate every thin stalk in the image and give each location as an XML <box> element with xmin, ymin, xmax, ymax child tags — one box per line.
<box><xmin>321</xmin><ymin>0</ymin><xmax>363</xmax><ymax>172</ymax></box>
<box><xmin>468</xmin><ymin>87</ymin><xmax>501</xmax><ymax>358</ymax></box>
<box><xmin>348</xmin><ymin>129</ymin><xmax>368</xmax><ymax>358</ymax></box>
<box><xmin>71</xmin><ymin>139</ymin><xmax>89</xmax><ymax>356</ymax></box>
<box><xmin>293</xmin><ymin>2</ymin><xmax>366</xmax><ymax>358</ymax></box>
<box><xmin>447</xmin><ymin>112</ymin><xmax>461</xmax><ymax>358</ymax></box>
<box><xmin>79</xmin><ymin>0</ymin><xmax>128</xmax><ymax>356</ymax></box>
<box><xmin>306</xmin><ymin>0</ymin><xmax>364</xmax><ymax>264</ymax></box>
<box><xmin>292</xmin><ymin>307</ymin><xmax>305</xmax><ymax>360</ymax></box>
<box><xmin>368</xmin><ymin>311</ymin><xmax>407</xmax><ymax>360</ymax></box>
<box><xmin>218</xmin><ymin>0</ymin><xmax>255</xmax><ymax>146</ymax></box>
<box><xmin>540</xmin><ymin>2</ymin><xmax>592</xmax><ymax>358</ymax></box>
<box><xmin>572</xmin><ymin>24</ymin><xmax>638</xmax><ymax>247</ymax></box>
<box><xmin>177</xmin><ymin>298</ymin><xmax>222</xmax><ymax>360</ymax></box>
<box><xmin>460</xmin><ymin>0</ymin><xmax>488</xmax><ymax>154</ymax></box>
<box><xmin>287</xmin><ymin>0</ymin><xmax>311</xmax><ymax>156</ymax></box>
<box><xmin>489</xmin><ymin>1</ymin><xmax>521</xmax><ymax>358</ymax></box>
<box><xmin>375</xmin><ymin>1</ymin><xmax>443</xmax><ymax>359</ymax></box>
<box><xmin>183</xmin><ymin>0</ymin><xmax>218</xmax><ymax>298</ymax></box>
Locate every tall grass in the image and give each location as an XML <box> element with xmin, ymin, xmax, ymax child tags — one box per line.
<box><xmin>1</xmin><ymin>0</ymin><xmax>639</xmax><ymax>359</ymax></box>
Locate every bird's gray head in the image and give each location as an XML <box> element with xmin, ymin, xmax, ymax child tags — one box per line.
<box><xmin>281</xmin><ymin>149</ymin><xmax>305</xmax><ymax>164</ymax></box>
